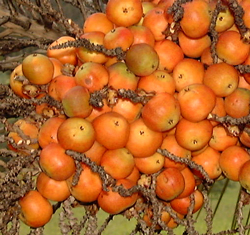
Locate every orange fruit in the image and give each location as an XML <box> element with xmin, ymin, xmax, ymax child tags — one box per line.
<box><xmin>98</xmin><ymin>179</ymin><xmax>138</xmax><ymax>214</ymax></box>
<box><xmin>126</xmin><ymin>118</ymin><xmax>163</xmax><ymax>158</ymax></box>
<box><xmin>219</xmin><ymin>145</ymin><xmax>250</xmax><ymax>181</ymax></box>
<box><xmin>92</xmin><ymin>111</ymin><xmax>130</xmax><ymax>150</ymax></box>
<box><xmin>175</xmin><ymin>118</ymin><xmax>213</xmax><ymax>151</ymax></box>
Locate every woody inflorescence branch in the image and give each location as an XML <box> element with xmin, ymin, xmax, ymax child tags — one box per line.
<box><xmin>0</xmin><ymin>84</ymin><xmax>63</xmax><ymax>119</ymax></box>
<box><xmin>49</xmin><ymin>38</ymin><xmax>126</xmax><ymax>61</ymax></box>
<box><xmin>65</xmin><ymin>149</ymin><xmax>216</xmax><ymax>235</ymax></box>
<box><xmin>0</xmin><ymin>0</ymin><xmax>109</xmax><ymax>71</ymax></box>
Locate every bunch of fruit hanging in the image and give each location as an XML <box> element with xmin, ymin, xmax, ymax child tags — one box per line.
<box><xmin>2</xmin><ymin>0</ymin><xmax>250</xmax><ymax>234</ymax></box>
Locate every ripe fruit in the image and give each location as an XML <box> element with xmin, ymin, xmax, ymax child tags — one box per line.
<box><xmin>156</xmin><ymin>167</ymin><xmax>185</xmax><ymax>201</ymax></box>
<box><xmin>224</xmin><ymin>88</ymin><xmax>250</xmax><ymax>118</ymax></box>
<box><xmin>83</xmin><ymin>12</ymin><xmax>114</xmax><ymax>34</ymax></box>
<box><xmin>9</xmin><ymin>64</ymin><xmax>29</xmax><ymax>99</ymax></box>
<box><xmin>142</xmin><ymin>92</ymin><xmax>181</xmax><ymax>132</ymax></box>
<box><xmin>108</xmin><ymin>61</ymin><xmax>139</xmax><ymax>90</ymax></box>
<box><xmin>75</xmin><ymin>62</ymin><xmax>109</xmax><ymax>92</ymax></box>
<box><xmin>241</xmin><ymin>55</ymin><xmax>250</xmax><ymax>84</ymax></box>
<box><xmin>105</xmin><ymin>0</ymin><xmax>143</xmax><ymax>27</ymax></box>
<box><xmin>38</xmin><ymin>117</ymin><xmax>65</xmax><ymax>149</ymax></box>
<box><xmin>192</xmin><ymin>146</ymin><xmax>222</xmax><ymax>180</ymax></box>
<box><xmin>48</xmin><ymin>74</ymin><xmax>77</xmax><ymax>101</ymax></box>
<box><xmin>134</xmin><ymin>152</ymin><xmax>165</xmax><ymax>174</ymax></box>
<box><xmin>126</xmin><ymin>118</ymin><xmax>163</xmax><ymax>158</ymax></box>
<box><xmin>180</xmin><ymin>0</ymin><xmax>211</xmax><ymax>38</ymax></box>
<box><xmin>39</xmin><ymin>143</ymin><xmax>76</xmax><ymax>181</ymax></box>
<box><xmin>239</xmin><ymin>160</ymin><xmax>250</xmax><ymax>191</ymax></box>
<box><xmin>112</xmin><ymin>98</ymin><xmax>143</xmax><ymax>123</ymax></box>
<box><xmin>210</xmin><ymin>97</ymin><xmax>227</xmax><ymax>126</ymax></box>
<box><xmin>22</xmin><ymin>54</ymin><xmax>54</xmax><ymax>85</ymax></box>
<box><xmin>177</xmin><ymin>167</ymin><xmax>196</xmax><ymax>199</ymax></box>
<box><xmin>48</xmin><ymin>58</ymin><xmax>63</xmax><ymax>78</ymax></box>
<box><xmin>219</xmin><ymin>145</ymin><xmax>250</xmax><ymax>181</ymax></box>
<box><xmin>36</xmin><ymin>172</ymin><xmax>70</xmax><ymax>202</ymax></box>
<box><xmin>104</xmin><ymin>27</ymin><xmax>134</xmax><ymax>51</ymax></box>
<box><xmin>98</xmin><ymin>179</ymin><xmax>138</xmax><ymax>214</ymax></box>
<box><xmin>175</xmin><ymin>118</ymin><xmax>213</xmax><ymax>151</ymax></box>
<box><xmin>167</xmin><ymin>212</ymin><xmax>185</xmax><ymax>229</ymax></box>
<box><xmin>211</xmin><ymin>2</ymin><xmax>234</xmax><ymax>33</ymax></box>
<box><xmin>138</xmin><ymin>70</ymin><xmax>176</xmax><ymax>95</ymax></box>
<box><xmin>100</xmin><ymin>148</ymin><xmax>135</xmax><ymax>179</ymax></box>
<box><xmin>139</xmin><ymin>2</ymin><xmax>156</xmax><ymax>26</ymax></box>
<box><xmin>154</xmin><ymin>39</ymin><xmax>184</xmax><ymax>72</ymax></box>
<box><xmin>86</xmin><ymin>99</ymin><xmax>112</xmax><ymax>122</ymax></box>
<box><xmin>84</xmin><ymin>141</ymin><xmax>107</xmax><ymax>165</ymax></box>
<box><xmin>177</xmin><ymin>84</ymin><xmax>216</xmax><ymax>122</ymax></box>
<box><xmin>203</xmin><ymin>62</ymin><xmax>239</xmax><ymax>97</ymax></box>
<box><xmin>129</xmin><ymin>25</ymin><xmax>155</xmax><ymax>47</ymax></box>
<box><xmin>161</xmin><ymin>134</ymin><xmax>192</xmax><ymax>171</ymax></box>
<box><xmin>178</xmin><ymin>31</ymin><xmax>211</xmax><ymax>58</ymax></box>
<box><xmin>57</xmin><ymin>117</ymin><xmax>95</xmax><ymax>153</ymax></box>
<box><xmin>201</xmin><ymin>46</ymin><xmax>214</xmax><ymax>66</ymax></box>
<box><xmin>76</xmin><ymin>31</ymin><xmax>108</xmax><ymax>64</ymax></box>
<box><xmin>170</xmin><ymin>189</ymin><xmax>204</xmax><ymax>215</ymax></box>
<box><xmin>216</xmin><ymin>30</ymin><xmax>250</xmax><ymax>65</ymax></box>
<box><xmin>172</xmin><ymin>58</ymin><xmax>204</xmax><ymax>92</ymax></box>
<box><xmin>240</xmin><ymin>0</ymin><xmax>250</xmax><ymax>28</ymax></box>
<box><xmin>67</xmin><ymin>163</ymin><xmax>102</xmax><ymax>203</ymax></box>
<box><xmin>239</xmin><ymin>125</ymin><xmax>250</xmax><ymax>148</ymax></box>
<box><xmin>142</xmin><ymin>7</ymin><xmax>168</xmax><ymax>41</ymax></box>
<box><xmin>125</xmin><ymin>43</ymin><xmax>159</xmax><ymax>76</ymax></box>
<box><xmin>47</xmin><ymin>36</ymin><xmax>77</xmax><ymax>65</ymax></box>
<box><xmin>8</xmin><ymin>119</ymin><xmax>39</xmax><ymax>151</ymax></box>
<box><xmin>126</xmin><ymin>166</ymin><xmax>141</xmax><ymax>184</ymax></box>
<box><xmin>209</xmin><ymin>125</ymin><xmax>238</xmax><ymax>151</ymax></box>
<box><xmin>19</xmin><ymin>190</ymin><xmax>53</xmax><ymax>228</ymax></box>
<box><xmin>143</xmin><ymin>205</ymin><xmax>171</xmax><ymax>230</ymax></box>
<box><xmin>62</xmin><ymin>86</ymin><xmax>93</xmax><ymax>118</ymax></box>
<box><xmin>92</xmin><ymin>111</ymin><xmax>130</xmax><ymax>150</ymax></box>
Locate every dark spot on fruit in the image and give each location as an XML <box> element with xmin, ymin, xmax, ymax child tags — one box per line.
<box><xmin>114</xmin><ymin>120</ymin><xmax>119</xmax><ymax>126</ymax></box>
<box><xmin>140</xmin><ymin>130</ymin><xmax>144</xmax><ymax>135</ymax></box>
<box><xmin>178</xmin><ymin>74</ymin><xmax>183</xmax><ymax>79</ymax></box>
<box><xmin>122</xmin><ymin>7</ymin><xmax>129</xmax><ymax>13</ymax></box>
<box><xmin>193</xmin><ymin>139</ymin><xmax>198</xmax><ymax>145</ymax></box>
<box><xmin>80</xmin><ymin>126</ymin><xmax>84</xmax><ymax>130</ymax></box>
<box><xmin>85</xmin><ymin>78</ymin><xmax>91</xmax><ymax>85</ymax></box>
<box><xmin>156</xmin><ymin>160</ymin><xmax>160</xmax><ymax>164</ymax></box>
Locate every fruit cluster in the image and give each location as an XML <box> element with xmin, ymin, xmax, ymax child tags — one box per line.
<box><xmin>7</xmin><ymin>0</ymin><xmax>250</xmax><ymax>232</ymax></box>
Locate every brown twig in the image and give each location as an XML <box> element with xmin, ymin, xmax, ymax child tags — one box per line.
<box><xmin>157</xmin><ymin>148</ymin><xmax>214</xmax><ymax>185</ymax></box>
